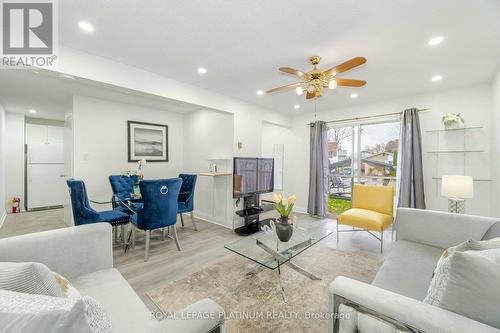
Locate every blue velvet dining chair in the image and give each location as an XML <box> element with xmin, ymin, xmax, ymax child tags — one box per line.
<box><xmin>178</xmin><ymin>174</ymin><xmax>198</xmax><ymax>231</ymax></box>
<box><xmin>66</xmin><ymin>179</ymin><xmax>130</xmax><ymax>238</ymax></box>
<box><xmin>109</xmin><ymin>175</ymin><xmax>144</xmax><ymax>213</ymax></box>
<box><xmin>129</xmin><ymin>178</ymin><xmax>182</xmax><ymax>261</ymax></box>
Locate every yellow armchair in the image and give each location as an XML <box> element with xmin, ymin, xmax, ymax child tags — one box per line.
<box><xmin>337</xmin><ymin>184</ymin><xmax>394</xmax><ymax>253</ymax></box>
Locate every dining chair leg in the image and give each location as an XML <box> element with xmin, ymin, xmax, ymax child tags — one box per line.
<box><xmin>161</xmin><ymin>228</ymin><xmax>166</xmax><ymax>241</ymax></box>
<box><xmin>113</xmin><ymin>226</ymin><xmax>118</xmax><ymax>243</ymax></box>
<box><xmin>145</xmin><ymin>230</ymin><xmax>151</xmax><ymax>261</ymax></box>
<box><xmin>172</xmin><ymin>224</ymin><xmax>182</xmax><ymax>251</ymax></box>
<box><xmin>131</xmin><ymin>225</ymin><xmax>136</xmax><ymax>249</ymax></box>
<box><xmin>120</xmin><ymin>224</ymin><xmax>125</xmax><ymax>242</ymax></box>
<box><xmin>180</xmin><ymin>213</ymin><xmax>185</xmax><ymax>227</ymax></box>
<box><xmin>190</xmin><ymin>211</ymin><xmax>198</xmax><ymax>231</ymax></box>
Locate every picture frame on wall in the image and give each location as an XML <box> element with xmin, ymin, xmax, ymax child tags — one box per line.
<box><xmin>128</xmin><ymin>121</ymin><xmax>168</xmax><ymax>162</ymax></box>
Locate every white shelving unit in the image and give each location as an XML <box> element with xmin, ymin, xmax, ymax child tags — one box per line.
<box><xmin>426</xmin><ymin>126</ymin><xmax>491</xmax><ymax>214</ymax></box>
<box><xmin>194</xmin><ymin>157</ymin><xmax>234</xmax><ymax>229</ymax></box>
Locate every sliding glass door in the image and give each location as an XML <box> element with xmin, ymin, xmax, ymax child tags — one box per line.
<box><xmin>327</xmin><ymin>120</ymin><xmax>400</xmax><ymax>215</ymax></box>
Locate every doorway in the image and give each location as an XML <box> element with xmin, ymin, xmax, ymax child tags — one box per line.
<box><xmin>327</xmin><ymin>120</ymin><xmax>400</xmax><ymax>215</ymax></box>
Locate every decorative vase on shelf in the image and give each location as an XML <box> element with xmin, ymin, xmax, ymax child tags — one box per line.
<box><xmin>272</xmin><ymin>193</ymin><xmax>297</xmax><ymax>242</ymax></box>
<box><xmin>442</xmin><ymin>113</ymin><xmax>464</xmax><ymax>130</ymax></box>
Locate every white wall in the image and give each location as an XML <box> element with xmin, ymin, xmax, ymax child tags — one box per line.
<box><xmin>53</xmin><ymin>46</ymin><xmax>291</xmax><ymax>141</ymax></box>
<box><xmin>72</xmin><ymin>95</ymin><xmax>184</xmax><ymax>202</ymax></box>
<box><xmin>5</xmin><ymin>112</ymin><xmax>25</xmax><ymax>211</ymax></box>
<box><xmin>183</xmin><ymin>109</ymin><xmax>234</xmax><ymax>227</ymax></box>
<box><xmin>491</xmin><ymin>68</ymin><xmax>500</xmax><ymax>216</ymax></box>
<box><xmin>0</xmin><ymin>104</ymin><xmax>6</xmax><ymax>224</ymax></box>
<box><xmin>287</xmin><ymin>83</ymin><xmax>493</xmax><ymax>216</ymax></box>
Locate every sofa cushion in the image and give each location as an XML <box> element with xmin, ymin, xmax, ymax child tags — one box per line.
<box><xmin>71</xmin><ymin>268</ymin><xmax>156</xmax><ymax>333</ymax></box>
<box><xmin>338</xmin><ymin>208</ymin><xmax>393</xmax><ymax>231</ymax></box>
<box><xmin>372</xmin><ymin>241</ymin><xmax>443</xmax><ymax>300</ymax></box>
<box><xmin>0</xmin><ymin>262</ymin><xmax>64</xmax><ymax>297</ymax></box>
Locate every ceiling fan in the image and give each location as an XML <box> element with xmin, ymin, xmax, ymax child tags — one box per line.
<box><xmin>266</xmin><ymin>56</ymin><xmax>367</xmax><ymax>99</ymax></box>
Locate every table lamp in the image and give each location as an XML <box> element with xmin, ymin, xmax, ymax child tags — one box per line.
<box><xmin>441</xmin><ymin>175</ymin><xmax>474</xmax><ymax>214</ymax></box>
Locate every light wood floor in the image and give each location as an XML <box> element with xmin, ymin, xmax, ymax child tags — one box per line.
<box><xmin>0</xmin><ymin>209</ymin><xmax>394</xmax><ymax>310</ymax></box>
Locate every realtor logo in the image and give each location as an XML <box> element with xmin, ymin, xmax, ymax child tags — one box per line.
<box><xmin>1</xmin><ymin>0</ymin><xmax>58</xmax><ymax>68</ymax></box>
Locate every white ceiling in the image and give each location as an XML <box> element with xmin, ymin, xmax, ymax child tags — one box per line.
<box><xmin>0</xmin><ymin>70</ymin><xmax>201</xmax><ymax>120</ymax></box>
<box><xmin>58</xmin><ymin>0</ymin><xmax>500</xmax><ymax>114</ymax></box>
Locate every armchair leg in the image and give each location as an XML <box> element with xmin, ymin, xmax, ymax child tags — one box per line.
<box><xmin>336</xmin><ymin>221</ymin><xmax>339</xmax><ymax>244</ymax></box>
<box><xmin>190</xmin><ymin>211</ymin><xmax>198</xmax><ymax>231</ymax></box>
<box><xmin>172</xmin><ymin>224</ymin><xmax>182</xmax><ymax>251</ymax></box>
<box><xmin>145</xmin><ymin>230</ymin><xmax>151</xmax><ymax>261</ymax></box>
<box><xmin>180</xmin><ymin>213</ymin><xmax>185</xmax><ymax>227</ymax></box>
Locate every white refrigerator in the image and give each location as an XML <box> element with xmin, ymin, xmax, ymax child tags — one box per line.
<box><xmin>27</xmin><ymin>141</ymin><xmax>67</xmax><ymax>210</ymax></box>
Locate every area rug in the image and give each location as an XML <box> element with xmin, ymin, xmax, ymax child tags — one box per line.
<box><xmin>147</xmin><ymin>245</ymin><xmax>383</xmax><ymax>333</ymax></box>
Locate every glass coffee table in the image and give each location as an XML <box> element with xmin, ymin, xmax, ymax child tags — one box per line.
<box><xmin>225</xmin><ymin>219</ymin><xmax>333</xmax><ymax>291</ymax></box>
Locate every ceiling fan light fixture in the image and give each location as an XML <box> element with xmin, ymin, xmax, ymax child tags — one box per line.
<box><xmin>328</xmin><ymin>80</ymin><xmax>338</xmax><ymax>90</ymax></box>
<box><xmin>295</xmin><ymin>86</ymin><xmax>303</xmax><ymax>96</ymax></box>
<box><xmin>307</xmin><ymin>85</ymin><xmax>316</xmax><ymax>93</ymax></box>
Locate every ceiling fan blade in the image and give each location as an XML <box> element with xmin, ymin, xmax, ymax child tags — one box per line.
<box><xmin>306</xmin><ymin>91</ymin><xmax>315</xmax><ymax>99</ymax></box>
<box><xmin>323</xmin><ymin>57</ymin><xmax>367</xmax><ymax>77</ymax></box>
<box><xmin>279</xmin><ymin>67</ymin><xmax>306</xmax><ymax>78</ymax></box>
<box><xmin>266</xmin><ymin>82</ymin><xmax>302</xmax><ymax>93</ymax></box>
<box><xmin>335</xmin><ymin>78</ymin><xmax>367</xmax><ymax>87</ymax></box>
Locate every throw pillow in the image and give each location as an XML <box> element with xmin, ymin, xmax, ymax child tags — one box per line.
<box><xmin>53</xmin><ymin>272</ymin><xmax>81</xmax><ymax>299</ymax></box>
<box><xmin>434</xmin><ymin>237</ymin><xmax>500</xmax><ymax>274</ymax></box>
<box><xmin>424</xmin><ymin>249</ymin><xmax>500</xmax><ymax>328</ymax></box>
<box><xmin>0</xmin><ymin>289</ymin><xmax>113</xmax><ymax>333</ymax></box>
<box><xmin>0</xmin><ymin>262</ymin><xmax>64</xmax><ymax>297</ymax></box>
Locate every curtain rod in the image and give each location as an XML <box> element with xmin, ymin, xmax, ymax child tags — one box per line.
<box><xmin>308</xmin><ymin>108</ymin><xmax>431</xmax><ymax>126</ymax></box>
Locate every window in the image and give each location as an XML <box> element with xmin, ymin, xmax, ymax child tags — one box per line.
<box><xmin>327</xmin><ymin>120</ymin><xmax>400</xmax><ymax>215</ymax></box>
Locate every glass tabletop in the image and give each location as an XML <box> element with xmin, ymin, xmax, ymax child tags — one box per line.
<box><xmin>89</xmin><ymin>191</ymin><xmax>190</xmax><ymax>205</ymax></box>
<box><xmin>224</xmin><ymin>219</ymin><xmax>334</xmax><ymax>270</ymax></box>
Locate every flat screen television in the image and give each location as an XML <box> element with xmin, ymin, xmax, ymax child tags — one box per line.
<box><xmin>233</xmin><ymin>157</ymin><xmax>274</xmax><ymax>198</ymax></box>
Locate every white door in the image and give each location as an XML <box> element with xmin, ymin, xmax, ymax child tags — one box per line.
<box><xmin>28</xmin><ymin>143</ymin><xmax>64</xmax><ymax>164</ymax></box>
<box><xmin>27</xmin><ymin>164</ymin><xmax>67</xmax><ymax>209</ymax></box>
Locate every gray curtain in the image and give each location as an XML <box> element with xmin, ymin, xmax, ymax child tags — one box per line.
<box><xmin>397</xmin><ymin>108</ymin><xmax>426</xmax><ymax>209</ymax></box>
<box><xmin>308</xmin><ymin>121</ymin><xmax>329</xmax><ymax>216</ymax></box>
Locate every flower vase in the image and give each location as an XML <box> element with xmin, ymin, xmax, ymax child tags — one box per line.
<box><xmin>275</xmin><ymin>217</ymin><xmax>293</xmax><ymax>242</ymax></box>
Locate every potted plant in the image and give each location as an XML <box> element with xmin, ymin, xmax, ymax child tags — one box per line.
<box><xmin>442</xmin><ymin>113</ymin><xmax>464</xmax><ymax>130</ymax></box>
<box><xmin>272</xmin><ymin>193</ymin><xmax>296</xmax><ymax>242</ymax></box>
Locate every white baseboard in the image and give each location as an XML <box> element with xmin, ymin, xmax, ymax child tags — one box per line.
<box><xmin>192</xmin><ymin>212</ymin><xmax>234</xmax><ymax>230</ymax></box>
<box><xmin>0</xmin><ymin>211</ymin><xmax>7</xmax><ymax>229</ymax></box>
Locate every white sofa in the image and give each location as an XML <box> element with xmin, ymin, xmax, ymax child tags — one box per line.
<box><xmin>329</xmin><ymin>208</ymin><xmax>500</xmax><ymax>333</ymax></box>
<box><xmin>0</xmin><ymin>223</ymin><xmax>225</xmax><ymax>333</ymax></box>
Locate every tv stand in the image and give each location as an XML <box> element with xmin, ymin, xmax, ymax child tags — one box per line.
<box><xmin>234</xmin><ymin>194</ymin><xmax>274</xmax><ymax>235</ymax></box>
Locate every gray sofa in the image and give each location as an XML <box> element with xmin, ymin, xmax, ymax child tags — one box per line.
<box><xmin>0</xmin><ymin>223</ymin><xmax>225</xmax><ymax>333</ymax></box>
<box><xmin>329</xmin><ymin>208</ymin><xmax>500</xmax><ymax>333</ymax></box>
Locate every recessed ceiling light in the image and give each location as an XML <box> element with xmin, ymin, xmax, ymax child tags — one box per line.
<box><xmin>78</xmin><ymin>21</ymin><xmax>94</xmax><ymax>32</ymax></box>
<box><xmin>428</xmin><ymin>36</ymin><xmax>444</xmax><ymax>46</ymax></box>
<box><xmin>197</xmin><ymin>67</ymin><xmax>207</xmax><ymax>75</ymax></box>
<box><xmin>293</xmin><ymin>104</ymin><xmax>300</xmax><ymax>109</ymax></box>
<box><xmin>29</xmin><ymin>109</ymin><xmax>37</xmax><ymax>114</ymax></box>
<box><xmin>59</xmin><ymin>74</ymin><xmax>75</xmax><ymax>80</ymax></box>
<box><xmin>350</xmin><ymin>93</ymin><xmax>359</xmax><ymax>99</ymax></box>
<box><xmin>431</xmin><ymin>75</ymin><xmax>443</xmax><ymax>82</ymax></box>
<box><xmin>256</xmin><ymin>90</ymin><xmax>264</xmax><ymax>96</ymax></box>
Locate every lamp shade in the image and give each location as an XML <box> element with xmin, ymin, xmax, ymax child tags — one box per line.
<box><xmin>441</xmin><ymin>175</ymin><xmax>474</xmax><ymax>199</ymax></box>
